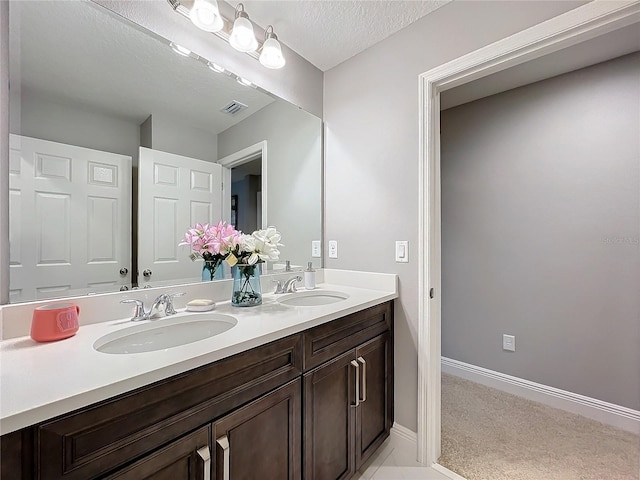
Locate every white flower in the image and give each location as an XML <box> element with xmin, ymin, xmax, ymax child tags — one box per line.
<box><xmin>237</xmin><ymin>227</ymin><xmax>283</xmax><ymax>265</ymax></box>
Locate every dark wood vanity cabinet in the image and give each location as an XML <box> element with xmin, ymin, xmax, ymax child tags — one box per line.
<box><xmin>0</xmin><ymin>301</ymin><xmax>393</xmax><ymax>480</ymax></box>
<box><xmin>303</xmin><ymin>331</ymin><xmax>393</xmax><ymax>480</ymax></box>
<box><xmin>302</xmin><ymin>301</ymin><xmax>393</xmax><ymax>480</ymax></box>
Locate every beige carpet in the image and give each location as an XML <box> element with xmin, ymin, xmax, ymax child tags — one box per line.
<box><xmin>439</xmin><ymin>373</ymin><xmax>640</xmax><ymax>480</ymax></box>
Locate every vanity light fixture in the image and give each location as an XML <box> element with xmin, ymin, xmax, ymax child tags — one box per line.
<box><xmin>167</xmin><ymin>0</ymin><xmax>286</xmax><ymax>70</ymax></box>
<box><xmin>189</xmin><ymin>0</ymin><xmax>224</xmax><ymax>33</ymax></box>
<box><xmin>259</xmin><ymin>25</ymin><xmax>285</xmax><ymax>69</ymax></box>
<box><xmin>229</xmin><ymin>3</ymin><xmax>258</xmax><ymax>53</ymax></box>
<box><xmin>207</xmin><ymin>61</ymin><xmax>225</xmax><ymax>73</ymax></box>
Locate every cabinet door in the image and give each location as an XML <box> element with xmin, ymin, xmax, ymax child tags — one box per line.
<box><xmin>355</xmin><ymin>333</ymin><xmax>393</xmax><ymax>470</ymax></box>
<box><xmin>212</xmin><ymin>379</ymin><xmax>301</xmax><ymax>480</ymax></box>
<box><xmin>104</xmin><ymin>426</ymin><xmax>210</xmax><ymax>480</ymax></box>
<box><xmin>303</xmin><ymin>350</ymin><xmax>358</xmax><ymax>480</ymax></box>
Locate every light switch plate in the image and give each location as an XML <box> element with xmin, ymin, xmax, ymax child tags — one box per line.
<box><xmin>311</xmin><ymin>240</ymin><xmax>321</xmax><ymax>258</ymax></box>
<box><xmin>395</xmin><ymin>241</ymin><xmax>409</xmax><ymax>263</ymax></box>
<box><xmin>328</xmin><ymin>240</ymin><xmax>338</xmax><ymax>259</ymax></box>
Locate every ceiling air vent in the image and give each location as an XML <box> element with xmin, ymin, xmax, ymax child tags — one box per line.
<box><xmin>220</xmin><ymin>101</ymin><xmax>248</xmax><ymax>115</ymax></box>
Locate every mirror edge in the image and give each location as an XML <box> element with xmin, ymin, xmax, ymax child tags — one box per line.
<box><xmin>1</xmin><ymin>0</ymin><xmax>9</xmax><ymax>305</ymax></box>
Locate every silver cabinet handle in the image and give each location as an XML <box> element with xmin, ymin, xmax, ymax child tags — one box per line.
<box><xmin>217</xmin><ymin>435</ymin><xmax>230</xmax><ymax>480</ymax></box>
<box><xmin>143</xmin><ymin>269</ymin><xmax>152</xmax><ymax>278</ymax></box>
<box><xmin>357</xmin><ymin>356</ymin><xmax>367</xmax><ymax>403</ymax></box>
<box><xmin>350</xmin><ymin>360</ymin><xmax>360</xmax><ymax>408</ymax></box>
<box><xmin>197</xmin><ymin>446</ymin><xmax>211</xmax><ymax>480</ymax></box>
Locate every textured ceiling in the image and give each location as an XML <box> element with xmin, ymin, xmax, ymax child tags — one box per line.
<box><xmin>227</xmin><ymin>0</ymin><xmax>450</xmax><ymax>71</ymax></box>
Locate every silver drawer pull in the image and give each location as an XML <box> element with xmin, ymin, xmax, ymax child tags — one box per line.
<box><xmin>197</xmin><ymin>446</ymin><xmax>211</xmax><ymax>480</ymax></box>
<box><xmin>217</xmin><ymin>435</ymin><xmax>230</xmax><ymax>480</ymax></box>
<box><xmin>357</xmin><ymin>356</ymin><xmax>367</xmax><ymax>403</ymax></box>
<box><xmin>351</xmin><ymin>360</ymin><xmax>360</xmax><ymax>407</ymax></box>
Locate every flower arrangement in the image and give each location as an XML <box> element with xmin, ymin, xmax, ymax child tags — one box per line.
<box><xmin>179</xmin><ymin>223</ymin><xmax>283</xmax><ymax>306</ymax></box>
<box><xmin>226</xmin><ymin>227</ymin><xmax>283</xmax><ymax>306</ymax></box>
<box><xmin>179</xmin><ymin>221</ymin><xmax>240</xmax><ymax>280</ymax></box>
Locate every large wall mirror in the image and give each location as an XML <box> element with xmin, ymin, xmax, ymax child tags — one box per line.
<box><xmin>7</xmin><ymin>0</ymin><xmax>322</xmax><ymax>303</ymax></box>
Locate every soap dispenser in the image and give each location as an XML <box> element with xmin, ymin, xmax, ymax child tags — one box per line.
<box><xmin>304</xmin><ymin>262</ymin><xmax>316</xmax><ymax>290</ymax></box>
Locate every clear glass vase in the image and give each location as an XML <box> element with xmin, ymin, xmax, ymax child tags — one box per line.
<box><xmin>202</xmin><ymin>258</ymin><xmax>224</xmax><ymax>281</ymax></box>
<box><xmin>231</xmin><ymin>264</ymin><xmax>262</xmax><ymax>307</ymax></box>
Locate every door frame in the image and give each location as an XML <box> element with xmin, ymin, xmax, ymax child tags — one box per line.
<box><xmin>416</xmin><ymin>0</ymin><xmax>640</xmax><ymax>465</ymax></box>
<box><xmin>217</xmin><ymin>140</ymin><xmax>268</xmax><ymax>230</ymax></box>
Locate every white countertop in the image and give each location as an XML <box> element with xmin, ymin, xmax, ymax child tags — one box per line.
<box><xmin>0</xmin><ymin>275</ymin><xmax>396</xmax><ymax>435</ymax></box>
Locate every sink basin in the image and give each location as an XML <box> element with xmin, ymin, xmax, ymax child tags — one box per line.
<box><xmin>277</xmin><ymin>290</ymin><xmax>349</xmax><ymax>307</ymax></box>
<box><xmin>94</xmin><ymin>313</ymin><xmax>238</xmax><ymax>354</ymax></box>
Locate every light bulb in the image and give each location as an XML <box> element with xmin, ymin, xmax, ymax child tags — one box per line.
<box><xmin>189</xmin><ymin>0</ymin><xmax>224</xmax><ymax>32</ymax></box>
<box><xmin>229</xmin><ymin>15</ymin><xmax>258</xmax><ymax>53</ymax></box>
<box><xmin>259</xmin><ymin>36</ymin><xmax>285</xmax><ymax>69</ymax></box>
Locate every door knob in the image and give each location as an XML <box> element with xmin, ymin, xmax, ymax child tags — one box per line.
<box><xmin>143</xmin><ymin>269</ymin><xmax>152</xmax><ymax>278</ymax></box>
<box><xmin>119</xmin><ymin>285</ymin><xmax>129</xmax><ymax>291</ymax></box>
<box><xmin>119</xmin><ymin>267</ymin><xmax>128</xmax><ymax>276</ymax></box>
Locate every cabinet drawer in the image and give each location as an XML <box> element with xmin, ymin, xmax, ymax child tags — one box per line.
<box><xmin>303</xmin><ymin>302</ymin><xmax>392</xmax><ymax>371</ymax></box>
<box><xmin>38</xmin><ymin>334</ymin><xmax>302</xmax><ymax>480</ymax></box>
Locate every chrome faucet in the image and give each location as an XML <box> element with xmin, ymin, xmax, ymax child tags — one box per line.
<box><xmin>120</xmin><ymin>292</ymin><xmax>185</xmax><ymax>321</ymax></box>
<box><xmin>283</xmin><ymin>275</ymin><xmax>302</xmax><ymax>293</ymax></box>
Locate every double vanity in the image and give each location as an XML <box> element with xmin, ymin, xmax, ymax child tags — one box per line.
<box><xmin>0</xmin><ymin>270</ymin><xmax>397</xmax><ymax>479</ymax></box>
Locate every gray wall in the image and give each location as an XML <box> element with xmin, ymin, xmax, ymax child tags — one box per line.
<box><xmin>440</xmin><ymin>53</ymin><xmax>640</xmax><ymax>410</ymax></box>
<box><xmin>142</xmin><ymin>114</ymin><xmax>218</xmax><ymax>162</ymax></box>
<box><xmin>218</xmin><ymin>100</ymin><xmax>322</xmax><ymax>268</ymax></box>
<box><xmin>323</xmin><ymin>0</ymin><xmax>586</xmax><ymax>432</ymax></box>
<box><xmin>11</xmin><ymin>88</ymin><xmax>140</xmax><ymax>161</ymax></box>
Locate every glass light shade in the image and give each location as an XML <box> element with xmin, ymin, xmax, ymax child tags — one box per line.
<box><xmin>189</xmin><ymin>0</ymin><xmax>224</xmax><ymax>32</ymax></box>
<box><xmin>259</xmin><ymin>37</ymin><xmax>285</xmax><ymax>69</ymax></box>
<box><xmin>229</xmin><ymin>16</ymin><xmax>258</xmax><ymax>53</ymax></box>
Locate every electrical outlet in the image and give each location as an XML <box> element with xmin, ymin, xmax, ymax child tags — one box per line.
<box><xmin>503</xmin><ymin>334</ymin><xmax>515</xmax><ymax>352</ymax></box>
<box><xmin>395</xmin><ymin>241</ymin><xmax>409</xmax><ymax>263</ymax></box>
<box><xmin>328</xmin><ymin>240</ymin><xmax>338</xmax><ymax>259</ymax></box>
<box><xmin>311</xmin><ymin>240</ymin><xmax>321</xmax><ymax>258</ymax></box>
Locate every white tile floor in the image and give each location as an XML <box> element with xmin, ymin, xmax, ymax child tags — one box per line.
<box><xmin>352</xmin><ymin>438</ymin><xmax>455</xmax><ymax>480</ymax></box>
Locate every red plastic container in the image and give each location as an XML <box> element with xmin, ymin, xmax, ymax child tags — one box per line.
<box><xmin>30</xmin><ymin>303</ymin><xmax>80</xmax><ymax>342</ymax></box>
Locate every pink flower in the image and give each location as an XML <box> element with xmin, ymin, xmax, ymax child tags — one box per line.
<box><xmin>179</xmin><ymin>221</ymin><xmax>240</xmax><ymax>260</ymax></box>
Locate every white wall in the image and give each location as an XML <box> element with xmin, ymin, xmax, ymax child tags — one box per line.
<box><xmin>323</xmin><ymin>0</ymin><xmax>586</xmax><ymax>432</ymax></box>
<box><xmin>441</xmin><ymin>53</ymin><xmax>640</xmax><ymax>410</ymax></box>
<box><xmin>218</xmin><ymin>100</ymin><xmax>322</xmax><ymax>269</ymax></box>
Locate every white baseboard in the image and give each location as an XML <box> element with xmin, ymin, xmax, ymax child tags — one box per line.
<box><xmin>390</xmin><ymin>423</ymin><xmax>469</xmax><ymax>479</ymax></box>
<box><xmin>442</xmin><ymin>357</ymin><xmax>640</xmax><ymax>434</ymax></box>
<box><xmin>389</xmin><ymin>423</ymin><xmax>418</xmax><ymax>457</ymax></box>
